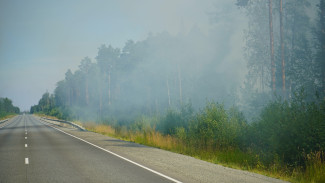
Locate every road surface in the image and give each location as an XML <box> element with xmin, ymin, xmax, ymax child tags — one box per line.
<box><xmin>0</xmin><ymin>115</ymin><xmax>287</xmax><ymax>183</ymax></box>
<box><xmin>0</xmin><ymin>115</ymin><xmax>174</xmax><ymax>182</ymax></box>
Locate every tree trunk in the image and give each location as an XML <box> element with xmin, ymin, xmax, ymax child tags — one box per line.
<box><xmin>85</xmin><ymin>78</ymin><xmax>89</xmax><ymax>105</ymax></box>
<box><xmin>290</xmin><ymin>7</ymin><xmax>296</xmax><ymax>87</ymax></box>
<box><xmin>269</xmin><ymin>0</ymin><xmax>276</xmax><ymax>92</ymax></box>
<box><xmin>280</xmin><ymin>0</ymin><xmax>286</xmax><ymax>96</ymax></box>
<box><xmin>261</xmin><ymin>65</ymin><xmax>265</xmax><ymax>92</ymax></box>
<box><xmin>108</xmin><ymin>70</ymin><xmax>111</xmax><ymax>105</ymax></box>
<box><xmin>166</xmin><ymin>77</ymin><xmax>171</xmax><ymax>107</ymax></box>
<box><xmin>321</xmin><ymin>0</ymin><xmax>325</xmax><ymax>99</ymax></box>
<box><xmin>69</xmin><ymin>88</ymin><xmax>72</xmax><ymax>106</ymax></box>
<box><xmin>99</xmin><ymin>87</ymin><xmax>102</xmax><ymax>119</ymax></box>
<box><xmin>108</xmin><ymin>65</ymin><xmax>112</xmax><ymax>105</ymax></box>
<box><xmin>177</xmin><ymin>65</ymin><xmax>183</xmax><ymax>105</ymax></box>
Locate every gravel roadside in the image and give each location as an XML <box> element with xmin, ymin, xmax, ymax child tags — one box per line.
<box><xmin>0</xmin><ymin>116</ymin><xmax>17</xmax><ymax>128</ymax></box>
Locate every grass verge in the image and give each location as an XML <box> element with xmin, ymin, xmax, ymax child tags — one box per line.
<box><xmin>83</xmin><ymin>122</ymin><xmax>324</xmax><ymax>183</ymax></box>
<box><xmin>38</xmin><ymin>115</ymin><xmax>324</xmax><ymax>183</ymax></box>
<box><xmin>0</xmin><ymin>114</ymin><xmax>17</xmax><ymax>121</ymax></box>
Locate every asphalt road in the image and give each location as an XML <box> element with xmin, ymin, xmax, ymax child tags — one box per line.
<box><xmin>0</xmin><ymin>115</ymin><xmax>176</xmax><ymax>183</ymax></box>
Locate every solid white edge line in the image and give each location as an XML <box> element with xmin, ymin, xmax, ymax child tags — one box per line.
<box><xmin>25</xmin><ymin>158</ymin><xmax>29</xmax><ymax>164</ymax></box>
<box><xmin>39</xmin><ymin>119</ymin><xmax>182</xmax><ymax>183</ymax></box>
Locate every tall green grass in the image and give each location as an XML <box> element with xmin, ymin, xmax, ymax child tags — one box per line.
<box><xmin>293</xmin><ymin>151</ymin><xmax>325</xmax><ymax>183</ymax></box>
<box><xmin>84</xmin><ymin>120</ymin><xmax>324</xmax><ymax>182</ymax></box>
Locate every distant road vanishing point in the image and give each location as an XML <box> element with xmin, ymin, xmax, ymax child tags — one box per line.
<box><xmin>0</xmin><ymin>115</ymin><xmax>287</xmax><ymax>183</ymax></box>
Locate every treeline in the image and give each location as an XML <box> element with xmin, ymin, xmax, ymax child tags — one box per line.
<box><xmin>30</xmin><ymin>29</ymin><xmax>238</xmax><ymax>121</ymax></box>
<box><xmin>0</xmin><ymin>97</ymin><xmax>20</xmax><ymax>118</ymax></box>
<box><xmin>31</xmin><ymin>1</ymin><xmax>324</xmax><ymax>122</ymax></box>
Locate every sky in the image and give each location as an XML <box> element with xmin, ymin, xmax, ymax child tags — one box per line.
<box><xmin>0</xmin><ymin>0</ymin><xmax>244</xmax><ymax>111</ymax></box>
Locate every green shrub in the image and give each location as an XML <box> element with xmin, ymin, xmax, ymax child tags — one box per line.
<box><xmin>249</xmin><ymin>91</ymin><xmax>325</xmax><ymax>167</ymax></box>
<box><xmin>188</xmin><ymin>102</ymin><xmax>246</xmax><ymax>151</ymax></box>
<box><xmin>158</xmin><ymin>103</ymin><xmax>194</xmax><ymax>135</ymax></box>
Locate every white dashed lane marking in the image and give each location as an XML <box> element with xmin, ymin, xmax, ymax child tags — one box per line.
<box><xmin>25</xmin><ymin>144</ymin><xmax>28</xmax><ymax>147</ymax></box>
<box><xmin>25</xmin><ymin>158</ymin><xmax>29</xmax><ymax>165</ymax></box>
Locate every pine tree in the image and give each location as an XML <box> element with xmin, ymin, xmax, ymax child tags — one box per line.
<box><xmin>284</xmin><ymin>0</ymin><xmax>315</xmax><ymax>99</ymax></box>
<box><xmin>315</xmin><ymin>0</ymin><xmax>325</xmax><ymax>99</ymax></box>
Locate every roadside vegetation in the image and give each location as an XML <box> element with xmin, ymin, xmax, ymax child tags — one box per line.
<box><xmin>83</xmin><ymin>93</ymin><xmax>325</xmax><ymax>183</ymax></box>
<box><xmin>0</xmin><ymin>97</ymin><xmax>20</xmax><ymax>120</ymax></box>
<box><xmin>35</xmin><ymin>91</ymin><xmax>325</xmax><ymax>182</ymax></box>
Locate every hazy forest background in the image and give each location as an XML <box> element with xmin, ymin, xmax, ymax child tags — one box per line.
<box><xmin>0</xmin><ymin>97</ymin><xmax>20</xmax><ymax>119</ymax></box>
<box><xmin>31</xmin><ymin>0</ymin><xmax>325</xmax><ymax>182</ymax></box>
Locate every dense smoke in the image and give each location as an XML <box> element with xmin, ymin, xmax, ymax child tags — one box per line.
<box><xmin>30</xmin><ymin>0</ymin><xmax>324</xmax><ymax>123</ymax></box>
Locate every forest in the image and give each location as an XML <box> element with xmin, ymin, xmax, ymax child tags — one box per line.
<box><xmin>0</xmin><ymin>97</ymin><xmax>20</xmax><ymax>119</ymax></box>
<box><xmin>31</xmin><ymin>0</ymin><xmax>325</xmax><ymax>182</ymax></box>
